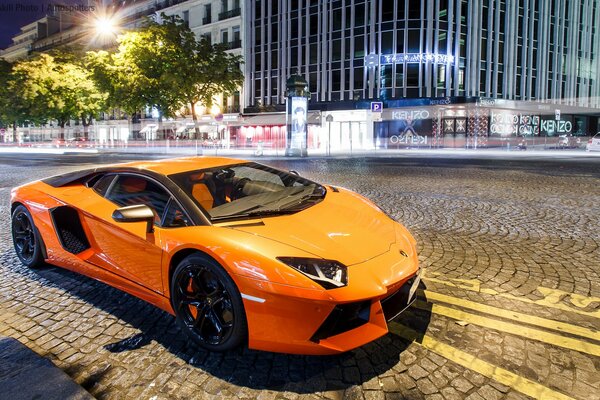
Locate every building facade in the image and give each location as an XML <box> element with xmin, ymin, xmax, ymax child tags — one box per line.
<box><xmin>242</xmin><ymin>0</ymin><xmax>600</xmax><ymax>151</ymax></box>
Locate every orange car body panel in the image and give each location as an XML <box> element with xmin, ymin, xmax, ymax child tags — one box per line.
<box><xmin>11</xmin><ymin>157</ymin><xmax>419</xmax><ymax>355</ymax></box>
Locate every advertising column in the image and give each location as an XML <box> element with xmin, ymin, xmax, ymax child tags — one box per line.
<box><xmin>285</xmin><ymin>75</ymin><xmax>311</xmax><ymax>157</ymax></box>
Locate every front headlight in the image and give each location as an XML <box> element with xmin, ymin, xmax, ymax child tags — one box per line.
<box><xmin>277</xmin><ymin>257</ymin><xmax>348</xmax><ymax>289</ymax></box>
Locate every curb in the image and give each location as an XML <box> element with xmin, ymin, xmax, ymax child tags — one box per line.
<box><xmin>0</xmin><ymin>337</ymin><xmax>94</xmax><ymax>400</ymax></box>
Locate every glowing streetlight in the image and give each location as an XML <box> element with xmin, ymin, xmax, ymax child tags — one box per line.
<box><xmin>95</xmin><ymin>16</ymin><xmax>117</xmax><ymax>36</ymax></box>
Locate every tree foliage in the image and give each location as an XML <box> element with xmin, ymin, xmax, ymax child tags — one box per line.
<box><xmin>7</xmin><ymin>54</ymin><xmax>107</xmax><ymax>136</ymax></box>
<box><xmin>1</xmin><ymin>15</ymin><xmax>244</xmax><ymax>139</ymax></box>
<box><xmin>87</xmin><ymin>14</ymin><xmax>244</xmax><ymax>134</ymax></box>
<box><xmin>0</xmin><ymin>60</ymin><xmax>28</xmax><ymax>140</ymax></box>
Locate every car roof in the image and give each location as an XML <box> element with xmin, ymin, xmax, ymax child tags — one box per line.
<box><xmin>42</xmin><ymin>157</ymin><xmax>249</xmax><ymax>188</ymax></box>
<box><xmin>110</xmin><ymin>156</ymin><xmax>246</xmax><ymax>176</ymax></box>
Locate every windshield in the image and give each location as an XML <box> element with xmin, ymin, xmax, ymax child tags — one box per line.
<box><xmin>170</xmin><ymin>162</ymin><xmax>326</xmax><ymax>222</ymax></box>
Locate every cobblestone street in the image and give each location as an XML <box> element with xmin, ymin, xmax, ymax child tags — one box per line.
<box><xmin>0</xmin><ymin>154</ymin><xmax>599</xmax><ymax>400</ymax></box>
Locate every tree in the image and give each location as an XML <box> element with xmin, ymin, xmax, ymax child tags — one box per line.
<box><xmin>8</xmin><ymin>54</ymin><xmax>107</xmax><ymax>138</ymax></box>
<box><xmin>87</xmin><ymin>15</ymin><xmax>244</xmax><ymax>138</ymax></box>
<box><xmin>0</xmin><ymin>60</ymin><xmax>20</xmax><ymax>141</ymax></box>
<box><xmin>148</xmin><ymin>15</ymin><xmax>244</xmax><ymax>138</ymax></box>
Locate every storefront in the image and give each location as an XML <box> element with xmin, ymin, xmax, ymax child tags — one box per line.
<box><xmin>370</xmin><ymin>97</ymin><xmax>599</xmax><ymax>149</ymax></box>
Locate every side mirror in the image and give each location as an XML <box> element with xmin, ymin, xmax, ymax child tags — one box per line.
<box><xmin>112</xmin><ymin>204</ymin><xmax>155</xmax><ymax>233</ymax></box>
<box><xmin>289</xmin><ymin>170</ymin><xmax>300</xmax><ymax>176</ymax></box>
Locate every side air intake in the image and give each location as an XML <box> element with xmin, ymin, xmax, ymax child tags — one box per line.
<box><xmin>50</xmin><ymin>206</ymin><xmax>90</xmax><ymax>255</ymax></box>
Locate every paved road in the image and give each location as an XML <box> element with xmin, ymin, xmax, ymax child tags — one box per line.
<box><xmin>0</xmin><ymin>154</ymin><xmax>599</xmax><ymax>400</ymax></box>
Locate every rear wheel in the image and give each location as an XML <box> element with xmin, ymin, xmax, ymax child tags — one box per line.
<box><xmin>11</xmin><ymin>205</ymin><xmax>44</xmax><ymax>268</ymax></box>
<box><xmin>171</xmin><ymin>254</ymin><xmax>247</xmax><ymax>352</ymax></box>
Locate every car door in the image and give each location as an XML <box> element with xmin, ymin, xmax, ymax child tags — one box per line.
<box><xmin>82</xmin><ymin>173</ymin><xmax>190</xmax><ymax>294</ymax></box>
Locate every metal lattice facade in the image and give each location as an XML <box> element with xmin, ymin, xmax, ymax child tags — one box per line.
<box><xmin>245</xmin><ymin>0</ymin><xmax>600</xmax><ymax>109</ymax></box>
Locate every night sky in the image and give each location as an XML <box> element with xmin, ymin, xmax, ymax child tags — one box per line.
<box><xmin>0</xmin><ymin>0</ymin><xmax>85</xmax><ymax>49</ymax></box>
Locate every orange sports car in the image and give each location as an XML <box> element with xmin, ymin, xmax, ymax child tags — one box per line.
<box><xmin>11</xmin><ymin>157</ymin><xmax>421</xmax><ymax>355</ymax></box>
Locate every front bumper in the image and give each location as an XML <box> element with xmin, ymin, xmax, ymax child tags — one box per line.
<box><xmin>235</xmin><ymin>262</ymin><xmax>422</xmax><ymax>355</ymax></box>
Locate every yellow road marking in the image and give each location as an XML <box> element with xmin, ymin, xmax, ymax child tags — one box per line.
<box><xmin>389</xmin><ymin>323</ymin><xmax>576</xmax><ymax>400</ymax></box>
<box><xmin>413</xmin><ymin>300</ymin><xmax>600</xmax><ymax>357</ymax></box>
<box><xmin>422</xmin><ymin>290</ymin><xmax>600</xmax><ymax>341</ymax></box>
<box><xmin>423</xmin><ymin>274</ymin><xmax>600</xmax><ymax>319</ymax></box>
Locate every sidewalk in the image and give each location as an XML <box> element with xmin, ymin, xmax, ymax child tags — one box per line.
<box><xmin>0</xmin><ymin>336</ymin><xmax>93</xmax><ymax>400</ymax></box>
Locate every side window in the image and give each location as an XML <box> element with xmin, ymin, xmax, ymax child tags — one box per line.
<box><xmin>163</xmin><ymin>199</ymin><xmax>191</xmax><ymax>228</ymax></box>
<box><xmin>92</xmin><ymin>174</ymin><xmax>116</xmax><ymax>196</ymax></box>
<box><xmin>106</xmin><ymin>175</ymin><xmax>171</xmax><ymax>223</ymax></box>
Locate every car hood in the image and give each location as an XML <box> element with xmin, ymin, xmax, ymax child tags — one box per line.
<box><xmin>227</xmin><ymin>188</ymin><xmax>396</xmax><ymax>265</ymax></box>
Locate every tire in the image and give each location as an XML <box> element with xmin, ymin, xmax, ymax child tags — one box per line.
<box><xmin>170</xmin><ymin>253</ymin><xmax>247</xmax><ymax>352</ymax></box>
<box><xmin>11</xmin><ymin>205</ymin><xmax>45</xmax><ymax>268</ymax></box>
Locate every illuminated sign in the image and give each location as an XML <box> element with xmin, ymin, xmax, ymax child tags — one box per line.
<box><xmin>380</xmin><ymin>53</ymin><xmax>455</xmax><ymax>65</ymax></box>
<box><xmin>371</xmin><ymin>102</ymin><xmax>383</xmax><ymax>112</ymax></box>
<box><xmin>541</xmin><ymin>120</ymin><xmax>572</xmax><ymax>134</ymax></box>
<box><xmin>391</xmin><ymin>109</ymin><xmax>430</xmax><ymax>121</ymax></box>
<box><xmin>490</xmin><ymin>112</ymin><xmax>542</xmax><ymax>136</ymax></box>
<box><xmin>289</xmin><ymin>97</ymin><xmax>307</xmax><ymax>149</ymax></box>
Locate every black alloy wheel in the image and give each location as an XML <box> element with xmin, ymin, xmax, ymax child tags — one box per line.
<box><xmin>11</xmin><ymin>205</ymin><xmax>44</xmax><ymax>268</ymax></box>
<box><xmin>171</xmin><ymin>254</ymin><xmax>247</xmax><ymax>351</ymax></box>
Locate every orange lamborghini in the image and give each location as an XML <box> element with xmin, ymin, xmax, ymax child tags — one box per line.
<box><xmin>11</xmin><ymin>157</ymin><xmax>421</xmax><ymax>355</ymax></box>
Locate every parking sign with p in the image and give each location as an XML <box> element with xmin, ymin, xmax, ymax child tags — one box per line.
<box><xmin>371</xmin><ymin>102</ymin><xmax>383</xmax><ymax>113</ymax></box>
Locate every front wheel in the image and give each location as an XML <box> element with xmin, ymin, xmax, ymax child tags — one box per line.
<box><xmin>11</xmin><ymin>205</ymin><xmax>45</xmax><ymax>268</ymax></box>
<box><xmin>171</xmin><ymin>254</ymin><xmax>247</xmax><ymax>352</ymax></box>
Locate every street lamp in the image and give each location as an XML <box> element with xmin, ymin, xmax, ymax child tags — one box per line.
<box><xmin>95</xmin><ymin>17</ymin><xmax>116</xmax><ymax>36</ymax></box>
<box><xmin>326</xmin><ymin>114</ymin><xmax>334</xmax><ymax>156</ymax></box>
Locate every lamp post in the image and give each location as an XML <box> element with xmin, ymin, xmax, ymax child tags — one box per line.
<box><xmin>93</xmin><ymin>14</ymin><xmax>120</xmax><ymax>49</ymax></box>
<box><xmin>326</xmin><ymin>114</ymin><xmax>333</xmax><ymax>156</ymax></box>
<box><xmin>211</xmin><ymin>104</ymin><xmax>223</xmax><ymax>154</ymax></box>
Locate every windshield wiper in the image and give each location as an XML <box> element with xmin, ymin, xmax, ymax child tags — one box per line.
<box><xmin>211</xmin><ymin>208</ymin><xmax>298</xmax><ymax>222</ymax></box>
<box><xmin>278</xmin><ymin>188</ymin><xmax>326</xmax><ymax>210</ymax></box>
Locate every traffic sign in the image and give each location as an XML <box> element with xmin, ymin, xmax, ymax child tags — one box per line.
<box><xmin>371</xmin><ymin>102</ymin><xmax>383</xmax><ymax>113</ymax></box>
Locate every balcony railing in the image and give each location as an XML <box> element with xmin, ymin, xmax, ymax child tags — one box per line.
<box><xmin>202</xmin><ymin>16</ymin><xmax>211</xmax><ymax>25</ymax></box>
<box><xmin>218</xmin><ymin>8</ymin><xmax>241</xmax><ymax>21</ymax></box>
<box><xmin>155</xmin><ymin>0</ymin><xmax>188</xmax><ymax>12</ymax></box>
